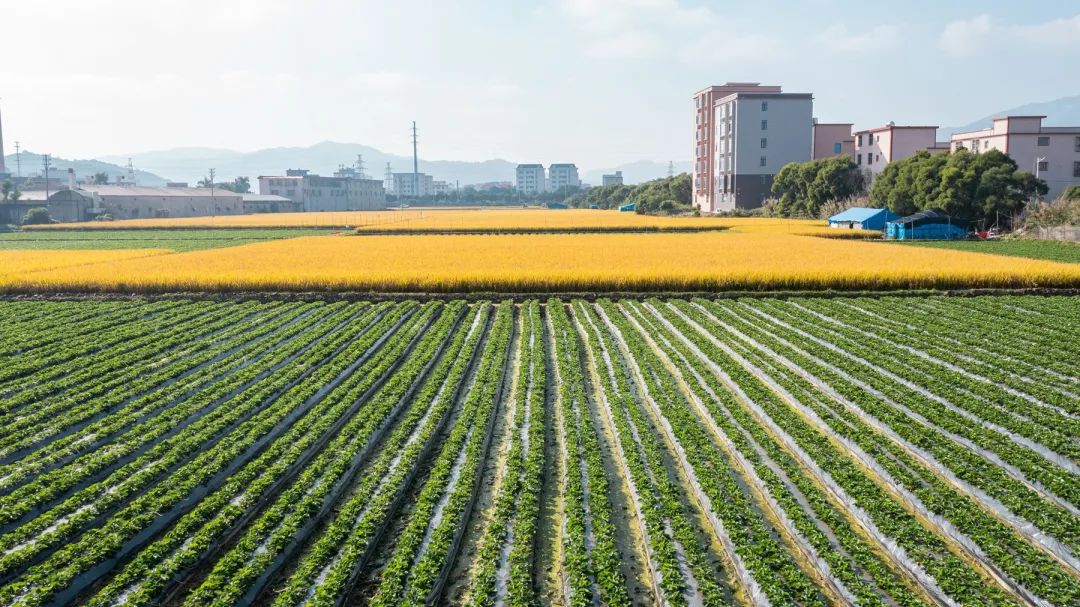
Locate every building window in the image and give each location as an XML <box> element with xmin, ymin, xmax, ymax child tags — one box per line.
<box><xmin>1038</xmin><ymin>160</ymin><xmax>1049</xmax><ymax>172</ymax></box>
<box><xmin>833</xmin><ymin>142</ymin><xmax>842</xmax><ymax>154</ymax></box>
<box><xmin>1038</xmin><ymin>136</ymin><xmax>1050</xmax><ymax>146</ymax></box>
<box><xmin>760</xmin><ymin>156</ymin><xmax>767</xmax><ymax>167</ymax></box>
<box><xmin>857</xmin><ymin>154</ymin><xmax>862</xmax><ymax>165</ymax></box>
<box><xmin>1075</xmin><ymin>136</ymin><xmax>1080</xmax><ymax>152</ymax></box>
<box><xmin>761</xmin><ymin>120</ymin><xmax>768</xmax><ymax>130</ymax></box>
<box><xmin>857</xmin><ymin>134</ymin><xmax>863</xmax><ymax>146</ymax></box>
<box><xmin>1074</xmin><ymin>161</ymin><xmax>1080</xmax><ymax>178</ymax></box>
<box><xmin>760</xmin><ymin>138</ymin><xmax>767</xmax><ymax>149</ymax></box>
<box><xmin>761</xmin><ymin>101</ymin><xmax>768</xmax><ymax>111</ymax></box>
<box><xmin>973</xmin><ymin>140</ymin><xmax>980</xmax><ymax>152</ymax></box>
<box><xmin>876</xmin><ymin>154</ymin><xmax>881</xmax><ymax>163</ymax></box>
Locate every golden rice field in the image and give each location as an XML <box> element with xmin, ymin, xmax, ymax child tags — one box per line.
<box><xmin>2</xmin><ymin>225</ymin><xmax>1077</xmax><ymax>293</ymax></box>
<box><xmin>0</xmin><ymin>249</ymin><xmax>167</xmax><ymax>281</ymax></box>
<box><xmin>30</xmin><ymin>208</ymin><xmax>743</xmax><ymax>232</ymax></box>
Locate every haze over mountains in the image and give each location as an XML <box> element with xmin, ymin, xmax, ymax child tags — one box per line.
<box><xmin>6</xmin><ymin>94</ymin><xmax>1077</xmax><ymax>189</ymax></box>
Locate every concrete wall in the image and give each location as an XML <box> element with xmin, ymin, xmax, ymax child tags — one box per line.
<box><xmin>1038</xmin><ymin>226</ymin><xmax>1080</xmax><ymax>241</ymax></box>
<box><xmin>812</xmin><ymin>123</ymin><xmax>854</xmax><ymax>160</ymax></box>
<box><xmin>100</xmin><ymin>193</ymin><xmax>243</xmax><ymax>219</ymax></box>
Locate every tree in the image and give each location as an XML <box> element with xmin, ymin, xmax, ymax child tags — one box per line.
<box><xmin>93</xmin><ymin>172</ymin><xmax>110</xmax><ymax>185</ymax></box>
<box><xmin>217</xmin><ymin>176</ymin><xmax>251</xmax><ymax>193</ymax></box>
<box><xmin>197</xmin><ymin>177</ymin><xmax>214</xmax><ymax>188</ymax></box>
<box><xmin>869</xmin><ymin>149</ymin><xmax>1045</xmax><ymax>226</ymax></box>
<box><xmin>770</xmin><ymin>156</ymin><xmax>866</xmax><ymax>217</ymax></box>
<box><xmin>22</xmin><ymin>208</ymin><xmax>52</xmax><ymax>225</ymax></box>
<box><xmin>565</xmin><ymin>173</ymin><xmax>692</xmax><ymax>214</ymax></box>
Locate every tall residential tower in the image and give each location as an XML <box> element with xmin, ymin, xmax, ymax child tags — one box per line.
<box><xmin>692</xmin><ymin>83</ymin><xmax>781</xmax><ymax>212</ymax></box>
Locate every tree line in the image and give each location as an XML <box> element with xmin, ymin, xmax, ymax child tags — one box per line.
<box><xmin>769</xmin><ymin>149</ymin><xmax>1047</xmax><ymax>227</ymax></box>
<box><xmin>564</xmin><ymin>173</ymin><xmax>692</xmax><ymax>214</ymax></box>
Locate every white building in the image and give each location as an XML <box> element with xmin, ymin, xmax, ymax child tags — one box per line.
<box><xmin>515</xmin><ymin>164</ymin><xmax>546</xmax><ymax>194</ymax></box>
<box><xmin>949</xmin><ymin>115</ymin><xmax>1080</xmax><ymax>202</ymax></box>
<box><xmin>713</xmin><ymin>91</ymin><xmax>814</xmax><ymax>211</ymax></box>
<box><xmin>548</xmin><ymin>164</ymin><xmax>580</xmax><ymax>192</ymax></box>
<box><xmin>393</xmin><ymin>172</ymin><xmax>435</xmax><ymax>197</ymax></box>
<box><xmin>259</xmin><ymin>169</ymin><xmax>386</xmax><ymax>212</ymax></box>
<box><xmin>433</xmin><ymin>180</ymin><xmax>452</xmax><ymax>195</ymax></box>
<box><xmin>602</xmin><ymin>171</ymin><xmax>623</xmax><ymax>187</ymax></box>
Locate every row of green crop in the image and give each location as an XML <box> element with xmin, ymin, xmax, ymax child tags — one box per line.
<box><xmin>830</xmin><ymin>298</ymin><xmax>1080</xmax><ymax>414</ymax></box>
<box><xmin>790</xmin><ymin>299</ymin><xmax>1079</xmax><ymax>459</ymax></box>
<box><xmin>82</xmin><ymin>301</ymin><xmax>455</xmax><ymax>607</ymax></box>
<box><xmin>576</xmin><ymin>300</ymin><xmax>731</xmax><ymax>606</ymax></box>
<box><xmin>0</xmin><ymin>300</ymin><xmax>204</xmax><ymax>392</ymax></box>
<box><xmin>548</xmin><ymin>300</ymin><xmax>631</xmax><ymax>607</ymax></box>
<box><xmin>0</xmin><ymin>300</ymin><xmax>210</xmax><ymax>403</ymax></box>
<box><xmin>268</xmin><ymin>302</ymin><xmax>494</xmax><ymax>607</ymax></box>
<box><xmin>745</xmin><ymin>299</ymin><xmax>1080</xmax><ymax>538</ymax></box>
<box><xmin>0</xmin><ymin>300</ymin><xmax>160</xmax><ymax>360</ymax></box>
<box><xmin>598</xmin><ymin>299</ymin><xmax>829</xmax><ymax>606</ymax></box>
<box><xmin>627</xmin><ymin>299</ymin><xmax>933</xmax><ymax>607</ymax></box>
<box><xmin>368</xmin><ymin>302</ymin><xmax>513</xmax><ymax>607</ymax></box>
<box><xmin>0</xmin><ymin>302</ymin><xmax>402</xmax><ymax>602</ymax></box>
<box><xmin>0</xmin><ymin>302</ymin><xmax>275</xmax><ymax>453</ymax></box>
<box><xmin>0</xmin><ymin>302</ymin><xmax>332</xmax><ymax>493</ymax></box>
<box><xmin>693</xmin><ymin>298</ymin><xmax>1080</xmax><ymax>605</ymax></box>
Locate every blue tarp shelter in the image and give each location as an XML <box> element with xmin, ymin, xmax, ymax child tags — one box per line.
<box><xmin>546</xmin><ymin>202</ymin><xmax>568</xmax><ymax>209</ymax></box>
<box><xmin>618</xmin><ymin>202</ymin><xmax>636</xmax><ymax>212</ymax></box>
<box><xmin>827</xmin><ymin>207</ymin><xmax>899</xmax><ymax>231</ymax></box>
<box><xmin>886</xmin><ymin>209</ymin><xmax>967</xmax><ymax>240</ymax></box>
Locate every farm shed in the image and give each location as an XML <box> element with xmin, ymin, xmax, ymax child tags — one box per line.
<box><xmin>618</xmin><ymin>202</ymin><xmax>636</xmax><ymax>212</ymax></box>
<box><xmin>886</xmin><ymin>209</ymin><xmax>967</xmax><ymax>240</ymax></box>
<box><xmin>828</xmin><ymin>207</ymin><xmax>899</xmax><ymax>230</ymax></box>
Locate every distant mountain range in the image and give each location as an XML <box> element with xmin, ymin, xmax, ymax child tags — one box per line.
<box><xmin>939</xmin><ymin>94</ymin><xmax>1080</xmax><ymax>138</ymax></box>
<box><xmin>100</xmin><ymin>142</ymin><xmax>690</xmax><ymax>187</ymax></box>
<box><xmin>1</xmin><ymin>151</ymin><xmax>167</xmax><ymax>186</ymax></box>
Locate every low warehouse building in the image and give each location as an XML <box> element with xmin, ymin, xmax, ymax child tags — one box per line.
<box><xmin>47</xmin><ymin>186</ymin><xmax>244</xmax><ymax>221</ymax></box>
<box><xmin>827</xmin><ymin>207</ymin><xmax>899</xmax><ymax>230</ymax></box>
<box><xmin>886</xmin><ymin>209</ymin><xmax>966</xmax><ymax>240</ymax></box>
<box><xmin>242</xmin><ymin>194</ymin><xmax>300</xmax><ymax>214</ymax></box>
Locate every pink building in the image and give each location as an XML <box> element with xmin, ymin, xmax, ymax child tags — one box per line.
<box><xmin>949</xmin><ymin>115</ymin><xmax>1080</xmax><ymax>201</ymax></box>
<box><xmin>692</xmin><ymin>83</ymin><xmax>781</xmax><ymax>212</ymax></box>
<box><xmin>812</xmin><ymin>122</ymin><xmax>855</xmax><ymax>160</ymax></box>
<box><xmin>854</xmin><ymin>124</ymin><xmax>949</xmax><ymax>178</ymax></box>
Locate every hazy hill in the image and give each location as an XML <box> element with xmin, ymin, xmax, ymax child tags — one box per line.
<box><xmin>939</xmin><ymin>94</ymin><xmax>1080</xmax><ymax>138</ymax></box>
<box><xmin>1</xmin><ymin>151</ymin><xmax>166</xmax><ymax>186</ymax></box>
<box><xmin>102</xmin><ymin>142</ymin><xmax>519</xmax><ymax>187</ymax></box>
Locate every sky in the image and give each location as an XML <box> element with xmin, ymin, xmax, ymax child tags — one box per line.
<box><xmin>2</xmin><ymin>0</ymin><xmax>1080</xmax><ymax>171</ymax></box>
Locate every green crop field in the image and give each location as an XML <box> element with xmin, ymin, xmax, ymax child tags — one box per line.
<box><xmin>0</xmin><ymin>296</ymin><xmax>1076</xmax><ymax>606</ymax></box>
<box><xmin>895</xmin><ymin>238</ymin><xmax>1080</xmax><ymax>263</ymax></box>
<box><xmin>0</xmin><ymin>229</ymin><xmax>331</xmax><ymax>252</ymax></box>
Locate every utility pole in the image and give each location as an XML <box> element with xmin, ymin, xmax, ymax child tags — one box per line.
<box><xmin>411</xmin><ymin>121</ymin><xmax>419</xmax><ymax>206</ymax></box>
<box><xmin>42</xmin><ymin>154</ymin><xmax>52</xmax><ymax>201</ymax></box>
<box><xmin>14</xmin><ymin>141</ymin><xmax>21</xmax><ymax>179</ymax></box>
<box><xmin>355</xmin><ymin>154</ymin><xmax>367</xmax><ymax>179</ymax></box>
<box><xmin>384</xmin><ymin>162</ymin><xmax>393</xmax><ymax>195</ymax></box>
<box><xmin>208</xmin><ymin>168</ymin><xmax>216</xmax><ymax>216</ymax></box>
<box><xmin>127</xmin><ymin>158</ymin><xmax>136</xmax><ymax>185</ymax></box>
<box><xmin>668</xmin><ymin>161</ymin><xmax>674</xmax><ymax>178</ymax></box>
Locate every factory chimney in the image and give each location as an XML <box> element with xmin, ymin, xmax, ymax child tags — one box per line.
<box><xmin>67</xmin><ymin>168</ymin><xmax>77</xmax><ymax>190</ymax></box>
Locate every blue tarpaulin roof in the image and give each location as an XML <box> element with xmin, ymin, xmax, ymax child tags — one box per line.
<box><xmin>828</xmin><ymin>207</ymin><xmax>897</xmax><ymax>223</ymax></box>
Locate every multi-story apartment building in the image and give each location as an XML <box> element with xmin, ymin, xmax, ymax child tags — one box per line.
<box><xmin>259</xmin><ymin>168</ymin><xmax>386</xmax><ymax>211</ymax></box>
<box><xmin>515</xmin><ymin>164</ymin><xmax>546</xmax><ymax>195</ymax></box>
<box><xmin>853</xmin><ymin>124</ymin><xmax>949</xmax><ymax>178</ymax></box>
<box><xmin>812</xmin><ymin>122</ymin><xmax>855</xmax><ymax>160</ymax></box>
<box><xmin>392</xmin><ymin>172</ymin><xmax>435</xmax><ymax>197</ymax></box>
<box><xmin>692</xmin><ymin>82</ymin><xmax>782</xmax><ymax>212</ymax></box>
<box><xmin>548</xmin><ymin>164</ymin><xmax>580</xmax><ymax>192</ymax></box>
<box><xmin>949</xmin><ymin>115</ymin><xmax>1080</xmax><ymax>201</ymax></box>
<box><xmin>713</xmin><ymin>91</ymin><xmax>813</xmax><ymax>211</ymax></box>
<box><xmin>602</xmin><ymin>171</ymin><xmax>623</xmax><ymax>187</ymax></box>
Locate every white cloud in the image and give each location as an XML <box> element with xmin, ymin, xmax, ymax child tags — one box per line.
<box><xmin>554</xmin><ymin>0</ymin><xmax>715</xmax><ymax>59</ymax></box>
<box><xmin>1013</xmin><ymin>14</ymin><xmax>1080</xmax><ymax>46</ymax></box>
<box><xmin>939</xmin><ymin>14</ymin><xmax>1080</xmax><ymax>56</ymax></box>
<box><xmin>816</xmin><ymin>24</ymin><xmax>901</xmax><ymax>53</ymax></box>
<box><xmin>678</xmin><ymin>31</ymin><xmax>785</xmax><ymax>64</ymax></box>
<box><xmin>939</xmin><ymin>14</ymin><xmax>993</xmax><ymax>56</ymax></box>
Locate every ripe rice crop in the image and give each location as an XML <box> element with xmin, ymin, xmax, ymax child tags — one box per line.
<box><xmin>0</xmin><ymin>296</ymin><xmax>1076</xmax><ymax>606</ymax></box>
<box><xmin>0</xmin><ymin>249</ymin><xmax>168</xmax><ymax>281</ymax></box>
<box><xmin>2</xmin><ymin>229</ymin><xmax>1078</xmax><ymax>293</ymax></box>
<box><xmin>27</xmin><ymin>208</ymin><xmax>731</xmax><ymax>231</ymax></box>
